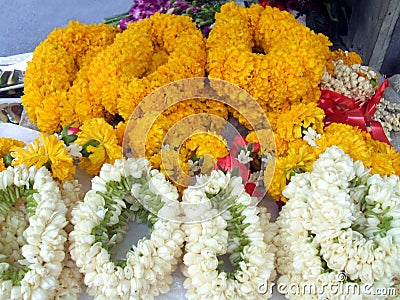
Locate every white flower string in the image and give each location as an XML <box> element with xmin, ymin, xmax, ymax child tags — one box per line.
<box><xmin>69</xmin><ymin>158</ymin><xmax>185</xmax><ymax>299</ymax></box>
<box><xmin>274</xmin><ymin>146</ymin><xmax>400</xmax><ymax>299</ymax></box>
<box><xmin>0</xmin><ymin>165</ymin><xmax>67</xmax><ymax>300</ymax></box>
<box><xmin>56</xmin><ymin>180</ymin><xmax>85</xmax><ymax>299</ymax></box>
<box><xmin>181</xmin><ymin>170</ymin><xmax>277</xmax><ymax>300</ymax></box>
<box><xmin>373</xmin><ymin>97</ymin><xmax>400</xmax><ymax>141</ymax></box>
<box><xmin>320</xmin><ymin>60</ymin><xmax>377</xmax><ymax>102</ymax></box>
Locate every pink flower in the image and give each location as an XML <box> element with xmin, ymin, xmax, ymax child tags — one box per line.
<box><xmin>215</xmin><ymin>155</ymin><xmax>250</xmax><ymax>182</ymax></box>
<box><xmin>230</xmin><ymin>136</ymin><xmax>260</xmax><ymax>158</ymax></box>
<box><xmin>67</xmin><ymin>126</ymin><xmax>80</xmax><ymax>135</ymax></box>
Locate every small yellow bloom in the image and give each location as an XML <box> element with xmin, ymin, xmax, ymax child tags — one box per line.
<box><xmin>75</xmin><ymin>118</ymin><xmax>122</xmax><ymax>175</ymax></box>
<box><xmin>0</xmin><ymin>137</ymin><xmax>25</xmax><ymax>157</ymax></box>
<box><xmin>0</xmin><ymin>137</ymin><xmax>26</xmax><ymax>171</ymax></box>
<box><xmin>275</xmin><ymin>102</ymin><xmax>325</xmax><ymax>142</ymax></box>
<box><xmin>182</xmin><ymin>132</ymin><xmax>228</xmax><ymax>162</ymax></box>
<box><xmin>268</xmin><ymin>140</ymin><xmax>317</xmax><ymax>202</ymax></box>
<box><xmin>11</xmin><ymin>133</ymin><xmax>75</xmax><ymax>180</ymax></box>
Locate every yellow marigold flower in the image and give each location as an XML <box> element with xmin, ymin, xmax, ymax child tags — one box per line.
<box><xmin>0</xmin><ymin>137</ymin><xmax>25</xmax><ymax>171</ymax></box>
<box><xmin>275</xmin><ymin>102</ymin><xmax>325</xmax><ymax>142</ymax></box>
<box><xmin>11</xmin><ymin>133</ymin><xmax>75</xmax><ymax>180</ymax></box>
<box><xmin>75</xmin><ymin>118</ymin><xmax>122</xmax><ymax>175</ymax></box>
<box><xmin>0</xmin><ymin>137</ymin><xmax>25</xmax><ymax>157</ymax></box>
<box><xmin>182</xmin><ymin>132</ymin><xmax>228</xmax><ymax>162</ymax></box>
<box><xmin>268</xmin><ymin>140</ymin><xmax>317</xmax><ymax>202</ymax></box>
<box><xmin>368</xmin><ymin>138</ymin><xmax>400</xmax><ymax>176</ymax></box>
<box><xmin>316</xmin><ymin>123</ymin><xmax>372</xmax><ymax>166</ymax></box>
<box><xmin>114</xmin><ymin>122</ymin><xmax>127</xmax><ymax>146</ymax></box>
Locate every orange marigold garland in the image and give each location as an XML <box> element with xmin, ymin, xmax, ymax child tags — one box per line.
<box><xmin>206</xmin><ymin>2</ymin><xmax>331</xmax><ymax>115</ymax></box>
<box><xmin>22</xmin><ymin>21</ymin><xmax>117</xmax><ymax>133</ymax></box>
<box><xmin>22</xmin><ymin>42</ymin><xmax>76</xmax><ymax>133</ymax></box>
<box><xmin>116</xmin><ymin>13</ymin><xmax>207</xmax><ymax>120</ymax></box>
<box><xmin>71</xmin><ymin>19</ymin><xmax>155</xmax><ymax>122</ymax></box>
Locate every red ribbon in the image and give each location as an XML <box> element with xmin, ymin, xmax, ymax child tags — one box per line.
<box><xmin>318</xmin><ymin>78</ymin><xmax>391</xmax><ymax>145</ymax></box>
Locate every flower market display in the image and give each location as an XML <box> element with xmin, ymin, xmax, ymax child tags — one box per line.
<box><xmin>1</xmin><ymin>0</ymin><xmax>400</xmax><ymax>299</ymax></box>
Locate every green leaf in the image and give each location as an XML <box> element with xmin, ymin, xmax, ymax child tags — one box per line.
<box><xmin>81</xmin><ymin>140</ymin><xmax>100</xmax><ymax>157</ymax></box>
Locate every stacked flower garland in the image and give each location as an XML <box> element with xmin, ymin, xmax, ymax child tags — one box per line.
<box><xmin>1</xmin><ymin>1</ymin><xmax>400</xmax><ymax>299</ymax></box>
<box><xmin>0</xmin><ymin>164</ymin><xmax>83</xmax><ymax>299</ymax></box>
<box><xmin>274</xmin><ymin>146</ymin><xmax>400</xmax><ymax>299</ymax></box>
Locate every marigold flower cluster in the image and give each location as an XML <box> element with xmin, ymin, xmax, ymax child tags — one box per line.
<box><xmin>74</xmin><ymin>118</ymin><xmax>122</xmax><ymax>175</ymax></box>
<box><xmin>142</xmin><ymin>99</ymin><xmax>228</xmax><ymax>158</ymax></box>
<box><xmin>22</xmin><ymin>14</ymin><xmax>206</xmax><ymax>133</ymax></box>
<box><xmin>206</xmin><ymin>2</ymin><xmax>331</xmax><ymax>115</ymax></box>
<box><xmin>22</xmin><ymin>21</ymin><xmax>117</xmax><ymax>133</ymax></box>
<box><xmin>125</xmin><ymin>98</ymin><xmax>229</xmax><ymax>187</ymax></box>
<box><xmin>11</xmin><ymin>133</ymin><xmax>75</xmax><ymax>181</ymax></box>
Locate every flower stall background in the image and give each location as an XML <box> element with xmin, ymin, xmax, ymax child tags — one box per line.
<box><xmin>1</xmin><ymin>1</ymin><xmax>400</xmax><ymax>300</ymax></box>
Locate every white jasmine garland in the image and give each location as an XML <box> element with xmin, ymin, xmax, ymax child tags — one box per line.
<box><xmin>181</xmin><ymin>170</ymin><xmax>277</xmax><ymax>300</ymax></box>
<box><xmin>56</xmin><ymin>180</ymin><xmax>85</xmax><ymax>299</ymax></box>
<box><xmin>0</xmin><ymin>165</ymin><xmax>67</xmax><ymax>300</ymax></box>
<box><xmin>69</xmin><ymin>158</ymin><xmax>185</xmax><ymax>300</ymax></box>
<box><xmin>274</xmin><ymin>146</ymin><xmax>400</xmax><ymax>299</ymax></box>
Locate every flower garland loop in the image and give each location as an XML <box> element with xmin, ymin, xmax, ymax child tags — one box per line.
<box><xmin>69</xmin><ymin>158</ymin><xmax>185</xmax><ymax>299</ymax></box>
<box><xmin>115</xmin><ymin>13</ymin><xmax>207</xmax><ymax>121</ymax></box>
<box><xmin>21</xmin><ymin>21</ymin><xmax>117</xmax><ymax>133</ymax></box>
<box><xmin>206</xmin><ymin>2</ymin><xmax>331</xmax><ymax>115</ymax></box>
<box><xmin>22</xmin><ymin>14</ymin><xmax>206</xmax><ymax>132</ymax></box>
<box><xmin>181</xmin><ymin>170</ymin><xmax>277</xmax><ymax>299</ymax></box>
<box><xmin>274</xmin><ymin>146</ymin><xmax>400</xmax><ymax>299</ymax></box>
<box><xmin>0</xmin><ymin>165</ymin><xmax>67</xmax><ymax>299</ymax></box>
